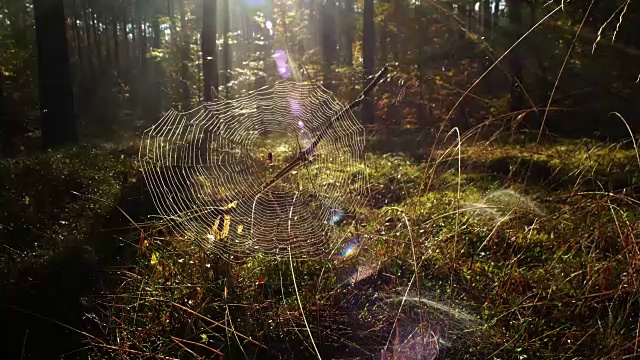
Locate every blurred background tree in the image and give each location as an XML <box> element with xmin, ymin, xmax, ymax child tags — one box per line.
<box><xmin>1</xmin><ymin>0</ymin><xmax>639</xmax><ymax>157</ymax></box>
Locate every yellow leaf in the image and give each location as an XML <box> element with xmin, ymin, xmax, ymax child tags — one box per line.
<box><xmin>221</xmin><ymin>215</ymin><xmax>231</xmax><ymax>239</ymax></box>
<box><xmin>211</xmin><ymin>216</ymin><xmax>221</xmax><ymax>240</ymax></box>
<box><xmin>151</xmin><ymin>252</ymin><xmax>159</xmax><ymax>265</ymax></box>
<box><xmin>24</xmin><ymin>196</ymin><xmax>30</xmax><ymax>205</ymax></box>
<box><xmin>237</xmin><ymin>224</ymin><xmax>244</xmax><ymax>234</ymax></box>
<box><xmin>222</xmin><ymin>200</ymin><xmax>238</xmax><ymax>210</ymax></box>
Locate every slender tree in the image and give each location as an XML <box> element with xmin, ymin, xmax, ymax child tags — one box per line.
<box><xmin>178</xmin><ymin>0</ymin><xmax>190</xmax><ymax>109</ymax></box>
<box><xmin>320</xmin><ymin>0</ymin><xmax>337</xmax><ymax>89</ymax></box>
<box><xmin>222</xmin><ymin>0</ymin><xmax>230</xmax><ymax>95</ymax></box>
<box><xmin>493</xmin><ymin>0</ymin><xmax>500</xmax><ymax>28</ymax></box>
<box><xmin>506</xmin><ymin>0</ymin><xmax>524</xmax><ymax>111</ymax></box>
<box><xmin>481</xmin><ymin>0</ymin><xmax>492</xmax><ymax>33</ymax></box>
<box><xmin>362</xmin><ymin>0</ymin><xmax>375</xmax><ymax>125</ymax></box>
<box><xmin>342</xmin><ymin>0</ymin><xmax>354</xmax><ymax>66</ymax></box>
<box><xmin>202</xmin><ymin>0</ymin><xmax>218</xmax><ymax>102</ymax></box>
<box><xmin>32</xmin><ymin>0</ymin><xmax>78</xmax><ymax>148</ymax></box>
<box><xmin>112</xmin><ymin>3</ymin><xmax>120</xmax><ymax>70</ymax></box>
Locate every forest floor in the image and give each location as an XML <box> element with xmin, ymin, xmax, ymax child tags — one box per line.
<box><xmin>1</xmin><ymin>134</ymin><xmax>639</xmax><ymax>359</ymax></box>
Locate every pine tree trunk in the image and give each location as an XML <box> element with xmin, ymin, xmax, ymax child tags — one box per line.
<box><xmin>121</xmin><ymin>3</ymin><xmax>129</xmax><ymax>70</ymax></box>
<box><xmin>378</xmin><ymin>0</ymin><xmax>389</xmax><ymax>66</ymax></box>
<box><xmin>82</xmin><ymin>0</ymin><xmax>94</xmax><ymax>77</ymax></box>
<box><xmin>152</xmin><ymin>16</ymin><xmax>161</xmax><ymax>49</ymax></box>
<box><xmin>32</xmin><ymin>0</ymin><xmax>78</xmax><ymax>148</ymax></box>
<box><xmin>320</xmin><ymin>0</ymin><xmax>337</xmax><ymax>89</ymax></box>
<box><xmin>104</xmin><ymin>15</ymin><xmax>112</xmax><ymax>64</ymax></box>
<box><xmin>178</xmin><ymin>0</ymin><xmax>190</xmax><ymax>109</ymax></box>
<box><xmin>506</xmin><ymin>0</ymin><xmax>524</xmax><ymax>112</ymax></box>
<box><xmin>482</xmin><ymin>0</ymin><xmax>491</xmax><ymax>33</ymax></box>
<box><xmin>202</xmin><ymin>0</ymin><xmax>218</xmax><ymax>102</ymax></box>
<box><xmin>113</xmin><ymin>6</ymin><xmax>119</xmax><ymax>70</ymax></box>
<box><xmin>92</xmin><ymin>6</ymin><xmax>101</xmax><ymax>67</ymax></box>
<box><xmin>222</xmin><ymin>0</ymin><xmax>230</xmax><ymax>95</ymax></box>
<box><xmin>343</xmin><ymin>0</ymin><xmax>354</xmax><ymax>67</ymax></box>
<box><xmin>362</xmin><ymin>0</ymin><xmax>375</xmax><ymax>125</ymax></box>
<box><xmin>71</xmin><ymin>0</ymin><xmax>84</xmax><ymax>74</ymax></box>
<box><xmin>140</xmin><ymin>17</ymin><xmax>147</xmax><ymax>69</ymax></box>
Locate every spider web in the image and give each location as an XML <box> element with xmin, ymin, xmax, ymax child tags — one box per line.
<box><xmin>139</xmin><ymin>81</ymin><xmax>368</xmax><ymax>261</ymax></box>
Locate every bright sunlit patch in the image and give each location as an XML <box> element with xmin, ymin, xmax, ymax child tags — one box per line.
<box><xmin>243</xmin><ymin>0</ymin><xmax>266</xmax><ymax>7</ymax></box>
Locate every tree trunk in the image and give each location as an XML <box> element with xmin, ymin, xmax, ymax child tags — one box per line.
<box><xmin>32</xmin><ymin>0</ymin><xmax>78</xmax><ymax>148</ymax></box>
<box><xmin>202</xmin><ymin>0</ymin><xmax>218</xmax><ymax>102</ymax></box>
<box><xmin>121</xmin><ymin>2</ymin><xmax>129</xmax><ymax>69</ymax></box>
<box><xmin>140</xmin><ymin>16</ymin><xmax>147</xmax><ymax>69</ymax></box>
<box><xmin>320</xmin><ymin>0</ymin><xmax>337</xmax><ymax>89</ymax></box>
<box><xmin>71</xmin><ymin>0</ymin><xmax>84</xmax><ymax>74</ymax></box>
<box><xmin>362</xmin><ymin>0</ymin><xmax>375</xmax><ymax>125</ymax></box>
<box><xmin>506</xmin><ymin>0</ymin><xmax>524</xmax><ymax>112</ymax></box>
<box><xmin>92</xmin><ymin>5</ymin><xmax>101</xmax><ymax>67</ymax></box>
<box><xmin>178</xmin><ymin>0</ymin><xmax>190</xmax><ymax>109</ymax></box>
<box><xmin>222</xmin><ymin>0</ymin><xmax>230</xmax><ymax>95</ymax></box>
<box><xmin>493</xmin><ymin>0</ymin><xmax>500</xmax><ymax>28</ymax></box>
<box><xmin>390</xmin><ymin>0</ymin><xmax>402</xmax><ymax>61</ymax></box>
<box><xmin>113</xmin><ymin>5</ymin><xmax>119</xmax><ymax>70</ymax></box>
<box><xmin>481</xmin><ymin>0</ymin><xmax>491</xmax><ymax>33</ymax></box>
<box><xmin>0</xmin><ymin>67</ymin><xmax>10</xmax><ymax>156</ymax></box>
<box><xmin>82</xmin><ymin>0</ymin><xmax>94</xmax><ymax>77</ymax></box>
<box><xmin>104</xmin><ymin>15</ymin><xmax>112</xmax><ymax>64</ymax></box>
<box><xmin>342</xmin><ymin>0</ymin><xmax>354</xmax><ymax>66</ymax></box>
<box><xmin>152</xmin><ymin>16</ymin><xmax>161</xmax><ymax>50</ymax></box>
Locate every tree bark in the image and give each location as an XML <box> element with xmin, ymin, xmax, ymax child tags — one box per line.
<box><xmin>113</xmin><ymin>4</ymin><xmax>120</xmax><ymax>69</ymax></box>
<box><xmin>91</xmin><ymin>4</ymin><xmax>101</xmax><ymax>67</ymax></box>
<box><xmin>506</xmin><ymin>0</ymin><xmax>524</xmax><ymax>112</ymax></box>
<box><xmin>362</xmin><ymin>0</ymin><xmax>375</xmax><ymax>125</ymax></box>
<box><xmin>82</xmin><ymin>0</ymin><xmax>94</xmax><ymax>78</ymax></box>
<box><xmin>320</xmin><ymin>0</ymin><xmax>337</xmax><ymax>89</ymax></box>
<box><xmin>222</xmin><ymin>0</ymin><xmax>230</xmax><ymax>95</ymax></box>
<box><xmin>342</xmin><ymin>0</ymin><xmax>354</xmax><ymax>66</ymax></box>
<box><xmin>493</xmin><ymin>0</ymin><xmax>500</xmax><ymax>28</ymax></box>
<box><xmin>32</xmin><ymin>0</ymin><xmax>78</xmax><ymax>148</ymax></box>
<box><xmin>71</xmin><ymin>0</ymin><xmax>84</xmax><ymax>73</ymax></box>
<box><xmin>121</xmin><ymin>1</ymin><xmax>129</xmax><ymax>69</ymax></box>
<box><xmin>178</xmin><ymin>0</ymin><xmax>190</xmax><ymax>109</ymax></box>
<box><xmin>481</xmin><ymin>0</ymin><xmax>492</xmax><ymax>33</ymax></box>
<box><xmin>202</xmin><ymin>0</ymin><xmax>218</xmax><ymax>102</ymax></box>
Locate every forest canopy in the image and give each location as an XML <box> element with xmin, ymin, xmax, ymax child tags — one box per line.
<box><xmin>1</xmin><ymin>0</ymin><xmax>639</xmax><ymax>155</ymax></box>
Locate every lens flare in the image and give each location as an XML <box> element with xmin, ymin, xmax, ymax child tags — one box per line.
<box><xmin>339</xmin><ymin>237</ymin><xmax>359</xmax><ymax>259</ymax></box>
<box><xmin>329</xmin><ymin>209</ymin><xmax>344</xmax><ymax>225</ymax></box>
<box><xmin>265</xmin><ymin>20</ymin><xmax>274</xmax><ymax>36</ymax></box>
<box><xmin>274</xmin><ymin>50</ymin><xmax>291</xmax><ymax>78</ymax></box>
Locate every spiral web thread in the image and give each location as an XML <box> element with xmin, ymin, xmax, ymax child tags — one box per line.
<box><xmin>140</xmin><ymin>81</ymin><xmax>367</xmax><ymax>261</ymax></box>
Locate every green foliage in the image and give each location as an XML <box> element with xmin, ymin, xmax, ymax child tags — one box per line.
<box><xmin>86</xmin><ymin>137</ymin><xmax>640</xmax><ymax>358</ymax></box>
